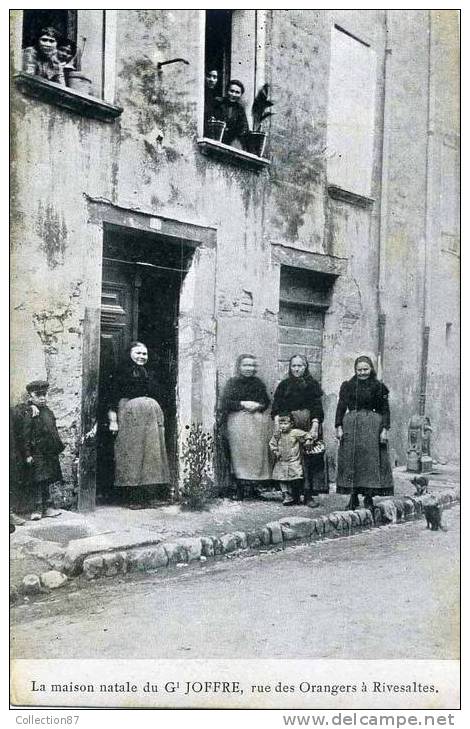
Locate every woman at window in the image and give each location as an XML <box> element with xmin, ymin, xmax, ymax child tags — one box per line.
<box><xmin>22</xmin><ymin>26</ymin><xmax>65</xmax><ymax>85</ymax></box>
<box><xmin>219</xmin><ymin>354</ymin><xmax>271</xmax><ymax>499</ymax></box>
<box><xmin>271</xmin><ymin>354</ymin><xmax>328</xmax><ymax>507</ymax></box>
<box><xmin>214</xmin><ymin>80</ymin><xmax>249</xmax><ymax>148</ymax></box>
<box><xmin>335</xmin><ymin>355</ymin><xmax>394</xmax><ymax>510</ymax></box>
<box><xmin>108</xmin><ymin>341</ymin><xmax>170</xmax><ymax>508</ymax></box>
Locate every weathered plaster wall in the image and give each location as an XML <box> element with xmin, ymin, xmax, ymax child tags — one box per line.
<box><xmin>378</xmin><ymin>10</ymin><xmax>459</xmax><ymax>463</ymax></box>
<box><xmin>11</xmin><ymin>8</ymin><xmax>459</xmax><ymax>496</ymax></box>
<box><xmin>10</xmin><ymin>94</ymin><xmax>116</xmax><ymax>481</ymax></box>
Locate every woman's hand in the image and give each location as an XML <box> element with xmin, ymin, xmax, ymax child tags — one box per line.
<box><xmin>240</xmin><ymin>400</ymin><xmax>261</xmax><ymax>413</ymax></box>
<box><xmin>108</xmin><ymin>410</ymin><xmax>119</xmax><ymax>434</ymax></box>
<box><xmin>26</xmin><ymin>456</ymin><xmax>33</xmax><ymax>465</ymax></box>
<box><xmin>379</xmin><ymin>428</ymin><xmax>388</xmax><ymax>444</ymax></box>
<box><xmin>335</xmin><ymin>426</ymin><xmax>343</xmax><ymax>441</ymax></box>
<box><xmin>309</xmin><ymin>419</ymin><xmax>319</xmax><ymax>441</ymax></box>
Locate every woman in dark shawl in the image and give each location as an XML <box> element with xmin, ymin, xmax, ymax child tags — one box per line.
<box><xmin>271</xmin><ymin>354</ymin><xmax>328</xmax><ymax>506</ymax></box>
<box><xmin>219</xmin><ymin>354</ymin><xmax>271</xmax><ymax>499</ymax></box>
<box><xmin>108</xmin><ymin>341</ymin><xmax>170</xmax><ymax>507</ymax></box>
<box><xmin>335</xmin><ymin>355</ymin><xmax>394</xmax><ymax>510</ymax></box>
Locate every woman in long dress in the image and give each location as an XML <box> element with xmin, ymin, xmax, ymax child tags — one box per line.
<box><xmin>335</xmin><ymin>355</ymin><xmax>394</xmax><ymax>510</ymax></box>
<box><xmin>271</xmin><ymin>354</ymin><xmax>328</xmax><ymax>506</ymax></box>
<box><xmin>108</xmin><ymin>341</ymin><xmax>170</xmax><ymax>507</ymax></box>
<box><xmin>219</xmin><ymin>354</ymin><xmax>271</xmax><ymax>499</ymax></box>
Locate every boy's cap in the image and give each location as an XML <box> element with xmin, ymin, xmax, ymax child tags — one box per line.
<box><xmin>26</xmin><ymin>380</ymin><xmax>49</xmax><ymax>394</ymax></box>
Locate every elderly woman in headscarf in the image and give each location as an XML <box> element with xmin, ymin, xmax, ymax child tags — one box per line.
<box><xmin>108</xmin><ymin>341</ymin><xmax>170</xmax><ymax>508</ymax></box>
<box><xmin>22</xmin><ymin>26</ymin><xmax>65</xmax><ymax>85</ymax></box>
<box><xmin>271</xmin><ymin>354</ymin><xmax>327</xmax><ymax>506</ymax></box>
<box><xmin>335</xmin><ymin>355</ymin><xmax>394</xmax><ymax>510</ymax></box>
<box><xmin>218</xmin><ymin>354</ymin><xmax>271</xmax><ymax>500</ymax></box>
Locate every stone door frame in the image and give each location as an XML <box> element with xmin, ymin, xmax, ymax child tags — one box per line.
<box><xmin>79</xmin><ymin>197</ymin><xmax>217</xmax><ymax>511</ymax></box>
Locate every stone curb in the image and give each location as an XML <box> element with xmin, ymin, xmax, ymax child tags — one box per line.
<box><xmin>72</xmin><ymin>488</ymin><xmax>459</xmax><ymax>581</ymax></box>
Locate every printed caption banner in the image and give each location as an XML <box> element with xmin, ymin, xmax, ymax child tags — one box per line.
<box><xmin>11</xmin><ymin>659</ymin><xmax>460</xmax><ymax>709</ymax></box>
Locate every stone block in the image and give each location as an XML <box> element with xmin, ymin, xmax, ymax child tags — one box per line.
<box><xmin>279</xmin><ymin>517</ymin><xmax>311</xmax><ymax>541</ymax></box>
<box><xmin>266</xmin><ymin>521</ymin><xmax>283</xmax><ymax>544</ymax></box>
<box><xmin>327</xmin><ymin>512</ymin><xmax>342</xmax><ymax>531</ymax></box>
<box><xmin>212</xmin><ymin>537</ymin><xmax>223</xmax><ymax>555</ymax></box>
<box><xmin>201</xmin><ymin>536</ymin><xmax>215</xmax><ymax>557</ymax></box>
<box><xmin>21</xmin><ymin>574</ymin><xmax>42</xmax><ymax>594</ymax></box>
<box><xmin>102</xmin><ymin>551</ymin><xmax>127</xmax><ymax>577</ymax></box>
<box><xmin>311</xmin><ymin>518</ymin><xmax>324</xmax><ymax>537</ymax></box>
<box><xmin>403</xmin><ymin>498</ymin><xmax>415</xmax><ymax>519</ymax></box>
<box><xmin>260</xmin><ymin>527</ymin><xmax>271</xmax><ymax>546</ymax></box>
<box><xmin>178</xmin><ymin>538</ymin><xmax>202</xmax><ymax>562</ymax></box>
<box><xmin>339</xmin><ymin>512</ymin><xmax>353</xmax><ymax>530</ymax></box>
<box><xmin>393</xmin><ymin>497</ymin><xmax>406</xmax><ymax>520</ymax></box>
<box><xmin>30</xmin><ymin>540</ymin><xmax>66</xmax><ymax>570</ymax></box>
<box><xmin>349</xmin><ymin>511</ymin><xmax>362</xmax><ymax>528</ymax></box>
<box><xmin>164</xmin><ymin>542</ymin><xmax>188</xmax><ymax>564</ymax></box>
<box><xmin>219</xmin><ymin>533</ymin><xmax>238</xmax><ymax>553</ymax></box>
<box><xmin>127</xmin><ymin>545</ymin><xmax>168</xmax><ymax>572</ymax></box>
<box><xmin>372</xmin><ymin>507</ymin><xmax>383</xmax><ymax>525</ymax></box>
<box><xmin>320</xmin><ymin>515</ymin><xmax>331</xmax><ymax>535</ymax></box>
<box><xmin>377</xmin><ymin>501</ymin><xmax>397</xmax><ymax>524</ymax></box>
<box><xmin>63</xmin><ymin>529</ymin><xmax>162</xmax><ymax>575</ymax></box>
<box><xmin>40</xmin><ymin>570</ymin><xmax>68</xmax><ymax>590</ymax></box>
<box><xmin>233</xmin><ymin>531</ymin><xmax>248</xmax><ymax>549</ymax></box>
<box><xmin>356</xmin><ymin>507</ymin><xmax>374</xmax><ymax>526</ymax></box>
<box><xmin>83</xmin><ymin>555</ymin><xmax>104</xmax><ymax>580</ymax></box>
<box><xmin>246</xmin><ymin>529</ymin><xmax>264</xmax><ymax>548</ymax></box>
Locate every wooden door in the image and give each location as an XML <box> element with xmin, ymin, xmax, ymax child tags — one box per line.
<box><xmin>97</xmin><ymin>259</ymin><xmax>138</xmax><ymax>500</ymax></box>
<box><xmin>278</xmin><ymin>302</ymin><xmax>324</xmax><ymax>381</ymax></box>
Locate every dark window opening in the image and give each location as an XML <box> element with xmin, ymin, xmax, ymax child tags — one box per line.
<box><xmin>205</xmin><ymin>10</ymin><xmax>232</xmax><ymax>97</ymax></box>
<box><xmin>22</xmin><ymin>10</ymin><xmax>77</xmax><ymax>49</ymax></box>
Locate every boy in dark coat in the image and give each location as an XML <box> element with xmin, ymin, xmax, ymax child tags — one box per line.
<box><xmin>15</xmin><ymin>380</ymin><xmax>64</xmax><ymax>520</ymax></box>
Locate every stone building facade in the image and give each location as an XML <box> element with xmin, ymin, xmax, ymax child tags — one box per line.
<box><xmin>10</xmin><ymin>10</ymin><xmax>459</xmax><ymax>510</ymax></box>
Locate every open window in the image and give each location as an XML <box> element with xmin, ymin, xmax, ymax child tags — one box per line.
<box><xmin>13</xmin><ymin>9</ymin><xmax>121</xmax><ymax>121</ymax></box>
<box><xmin>22</xmin><ymin>10</ymin><xmax>77</xmax><ymax>50</ymax></box>
<box><xmin>200</xmin><ymin>9</ymin><xmax>270</xmax><ymax>166</ymax></box>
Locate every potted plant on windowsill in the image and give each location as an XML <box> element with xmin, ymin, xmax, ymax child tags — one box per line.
<box><xmin>205</xmin><ymin>117</ymin><xmax>226</xmax><ymax>143</ymax></box>
<box><xmin>65</xmin><ymin>37</ymin><xmax>92</xmax><ymax>95</ymax></box>
<box><xmin>244</xmin><ymin>83</ymin><xmax>274</xmax><ymax>157</ymax></box>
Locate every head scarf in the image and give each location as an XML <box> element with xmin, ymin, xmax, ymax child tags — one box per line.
<box><xmin>354</xmin><ymin>355</ymin><xmax>377</xmax><ymax>379</ymax></box>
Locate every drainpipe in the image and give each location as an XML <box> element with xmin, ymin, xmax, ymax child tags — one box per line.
<box><xmin>420</xmin><ymin>10</ymin><xmax>436</xmax><ymax>414</ymax></box>
<box><xmin>377</xmin><ymin>11</ymin><xmax>392</xmax><ymax>380</ymax></box>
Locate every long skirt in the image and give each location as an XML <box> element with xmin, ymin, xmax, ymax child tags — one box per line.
<box><xmin>226</xmin><ymin>410</ymin><xmax>271</xmax><ymax>481</ymax></box>
<box><xmin>336</xmin><ymin>410</ymin><xmax>394</xmax><ymax>496</ymax></box>
<box><xmin>291</xmin><ymin>409</ymin><xmax>329</xmax><ymax>496</ymax></box>
<box><xmin>114</xmin><ymin>397</ymin><xmax>170</xmax><ymax>488</ymax></box>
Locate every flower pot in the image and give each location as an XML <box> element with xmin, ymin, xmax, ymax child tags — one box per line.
<box><xmin>244</xmin><ymin>131</ymin><xmax>267</xmax><ymax>157</ymax></box>
<box><xmin>206</xmin><ymin>119</ymin><xmax>226</xmax><ymax>142</ymax></box>
<box><xmin>66</xmin><ymin>71</ymin><xmax>92</xmax><ymax>95</ymax></box>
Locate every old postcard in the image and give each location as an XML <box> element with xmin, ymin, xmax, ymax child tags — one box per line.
<box><xmin>10</xmin><ymin>6</ymin><xmax>460</xmax><ymax>715</ymax></box>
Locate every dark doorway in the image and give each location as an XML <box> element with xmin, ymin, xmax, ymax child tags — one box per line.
<box><xmin>97</xmin><ymin>225</ymin><xmax>195</xmax><ymax>504</ymax></box>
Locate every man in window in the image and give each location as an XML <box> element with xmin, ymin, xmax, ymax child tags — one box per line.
<box><xmin>214</xmin><ymin>80</ymin><xmax>249</xmax><ymax>149</ymax></box>
<box><xmin>22</xmin><ymin>26</ymin><xmax>65</xmax><ymax>85</ymax></box>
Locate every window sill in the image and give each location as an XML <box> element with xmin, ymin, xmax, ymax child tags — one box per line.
<box><xmin>327</xmin><ymin>185</ymin><xmax>375</xmax><ymax>208</ymax></box>
<box><xmin>197</xmin><ymin>138</ymin><xmax>271</xmax><ymax>171</ymax></box>
<box><xmin>13</xmin><ymin>72</ymin><xmax>123</xmax><ymax>123</ymax></box>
